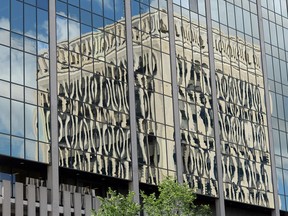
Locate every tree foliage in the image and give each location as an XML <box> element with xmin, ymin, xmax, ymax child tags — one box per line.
<box><xmin>92</xmin><ymin>178</ymin><xmax>211</xmax><ymax>216</ymax></box>
<box><xmin>92</xmin><ymin>188</ymin><xmax>141</xmax><ymax>216</ymax></box>
<box><xmin>142</xmin><ymin>178</ymin><xmax>212</xmax><ymax>216</ymax></box>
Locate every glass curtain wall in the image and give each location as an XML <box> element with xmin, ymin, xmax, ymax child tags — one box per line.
<box><xmin>0</xmin><ymin>0</ymin><xmax>50</xmax><ymax>164</ymax></box>
<box><xmin>211</xmin><ymin>0</ymin><xmax>274</xmax><ymax>208</ymax></box>
<box><xmin>55</xmin><ymin>0</ymin><xmax>131</xmax><ymax>180</ymax></box>
<box><xmin>173</xmin><ymin>0</ymin><xmax>218</xmax><ymax>197</ymax></box>
<box><xmin>261</xmin><ymin>0</ymin><xmax>288</xmax><ymax>211</ymax></box>
<box><xmin>131</xmin><ymin>0</ymin><xmax>177</xmax><ymax>185</ymax></box>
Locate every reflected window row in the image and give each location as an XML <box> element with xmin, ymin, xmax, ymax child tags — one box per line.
<box><xmin>139</xmin><ymin>165</ymin><xmax>176</xmax><ymax>185</ymax></box>
<box><xmin>57</xmin><ymin>0</ymin><xmax>125</xmax><ymax>23</ymax></box>
<box><xmin>211</xmin><ymin>0</ymin><xmax>259</xmax><ymax>39</ymax></box>
<box><xmin>59</xmin><ymin>148</ymin><xmax>131</xmax><ymax>180</ymax></box>
<box><xmin>131</xmin><ymin>4</ymin><xmax>170</xmax><ymax>42</ymax></box>
<box><xmin>182</xmin><ymin>146</ymin><xmax>216</xmax><ymax>182</ymax></box>
<box><xmin>58</xmin><ymin>107</ymin><xmax>130</xmax><ymax>129</ymax></box>
<box><xmin>56</xmin><ymin>32</ymin><xmax>128</xmax><ymax>72</ymax></box>
<box><xmin>223</xmin><ymin>182</ymin><xmax>274</xmax><ymax>208</ymax></box>
<box><xmin>135</xmin><ymin>87</ymin><xmax>174</xmax><ymax>126</ymax></box>
<box><xmin>0</xmin><ymin>133</ymin><xmax>49</xmax><ymax>163</ymax></box>
<box><xmin>137</xmin><ymin>121</ymin><xmax>174</xmax><ymax>141</ymax></box>
<box><xmin>270</xmin><ymin>92</ymin><xmax>288</xmax><ymax>121</ymax></box>
<box><xmin>181</xmin><ymin>132</ymin><xmax>215</xmax><ymax>151</ymax></box>
<box><xmin>57</xmin><ymin>115</ymin><xmax>131</xmax><ymax>153</ymax></box>
<box><xmin>137</xmin><ymin>133</ymin><xmax>176</xmax><ymax>170</ymax></box>
<box><xmin>273</xmin><ymin>129</ymin><xmax>288</xmax><ymax>156</ymax></box>
<box><xmin>0</xmin><ymin>28</ymin><xmax>49</xmax><ymax>57</ymax></box>
<box><xmin>0</xmin><ymin>0</ymin><xmax>48</xmax><ymax>43</ymax></box>
<box><xmin>173</xmin><ymin>0</ymin><xmax>206</xmax><ymax>17</ymax></box>
<box><xmin>0</xmin><ymin>97</ymin><xmax>50</xmax><ymax>143</ymax></box>
<box><xmin>0</xmin><ymin>80</ymin><xmax>50</xmax><ymax>107</ymax></box>
<box><xmin>261</xmin><ymin>0</ymin><xmax>288</xmax><ymax>18</ymax></box>
<box><xmin>183</xmin><ymin>174</ymin><xmax>218</xmax><ymax>197</ymax></box>
<box><xmin>275</xmin><ymin>155</ymin><xmax>288</xmax><ymax>170</ymax></box>
<box><xmin>57</xmin><ymin>59</ymin><xmax>129</xmax><ymax>82</ymax></box>
<box><xmin>179</xmin><ymin>103</ymin><xmax>214</xmax><ymax>137</ymax></box>
<box><xmin>178</xmin><ymin>89</ymin><xmax>212</xmax><ymax>107</ymax></box>
<box><xmin>56</xmin><ymin>12</ymin><xmax>126</xmax><ymax>42</ymax></box>
<box><xmin>263</xmin><ymin>18</ymin><xmax>288</xmax><ymax>51</ymax></box>
<box><xmin>221</xmin><ymin>141</ymin><xmax>271</xmax><ymax>160</ymax></box>
<box><xmin>221</xmin><ymin>155</ymin><xmax>273</xmax><ymax>184</ymax></box>
<box><xmin>57</xmin><ymin>74</ymin><xmax>130</xmax><ymax>113</ymax></box>
<box><xmin>0</xmin><ymin>45</ymin><xmax>50</xmax><ymax>91</ymax></box>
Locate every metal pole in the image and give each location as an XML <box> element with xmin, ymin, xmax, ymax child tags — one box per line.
<box><xmin>48</xmin><ymin>0</ymin><xmax>59</xmax><ymax>215</ymax></box>
<box><xmin>124</xmin><ymin>0</ymin><xmax>140</xmax><ymax>203</ymax></box>
<box><xmin>167</xmin><ymin>0</ymin><xmax>184</xmax><ymax>184</ymax></box>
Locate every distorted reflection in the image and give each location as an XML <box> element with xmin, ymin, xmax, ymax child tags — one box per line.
<box><xmin>35</xmin><ymin>0</ymin><xmax>275</xmax><ymax>208</ymax></box>
<box><xmin>132</xmin><ymin>4</ymin><xmax>177</xmax><ymax>185</ymax></box>
<box><xmin>37</xmin><ymin>1</ymin><xmax>133</xmax><ymax>179</ymax></box>
<box><xmin>172</xmin><ymin>1</ymin><xmax>218</xmax><ymax>196</ymax></box>
<box><xmin>212</xmin><ymin>5</ymin><xmax>273</xmax><ymax>208</ymax></box>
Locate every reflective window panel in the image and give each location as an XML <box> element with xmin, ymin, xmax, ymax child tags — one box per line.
<box><xmin>173</xmin><ymin>0</ymin><xmax>218</xmax><ymax>197</ymax></box>
<box><xmin>55</xmin><ymin>0</ymin><xmax>131</xmax><ymax>179</ymax></box>
<box><xmin>261</xmin><ymin>0</ymin><xmax>288</xmax><ymax>211</ymax></box>
<box><xmin>212</xmin><ymin>0</ymin><xmax>273</xmax><ymax>208</ymax></box>
<box><xmin>0</xmin><ymin>0</ymin><xmax>50</xmax><ymax>163</ymax></box>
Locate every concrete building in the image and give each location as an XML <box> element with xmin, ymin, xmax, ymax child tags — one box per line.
<box><xmin>0</xmin><ymin>0</ymin><xmax>287</xmax><ymax>215</ymax></box>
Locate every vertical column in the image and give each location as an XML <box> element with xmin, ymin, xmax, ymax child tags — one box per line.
<box><xmin>124</xmin><ymin>0</ymin><xmax>140</xmax><ymax>203</ymax></box>
<box><xmin>205</xmin><ymin>0</ymin><xmax>226</xmax><ymax>215</ymax></box>
<box><xmin>3</xmin><ymin>180</ymin><xmax>11</xmax><ymax>216</ymax></box>
<box><xmin>74</xmin><ymin>193</ymin><xmax>82</xmax><ymax>216</ymax></box>
<box><xmin>63</xmin><ymin>191</ymin><xmax>71</xmax><ymax>216</ymax></box>
<box><xmin>27</xmin><ymin>185</ymin><xmax>36</xmax><ymax>216</ymax></box>
<box><xmin>40</xmin><ymin>187</ymin><xmax>48</xmax><ymax>216</ymax></box>
<box><xmin>15</xmin><ymin>182</ymin><xmax>23</xmax><ymax>216</ymax></box>
<box><xmin>166</xmin><ymin>0</ymin><xmax>183</xmax><ymax>183</ymax></box>
<box><xmin>256</xmin><ymin>1</ymin><xmax>280</xmax><ymax>216</ymax></box>
<box><xmin>48</xmin><ymin>0</ymin><xmax>59</xmax><ymax>215</ymax></box>
<box><xmin>84</xmin><ymin>195</ymin><xmax>92</xmax><ymax>216</ymax></box>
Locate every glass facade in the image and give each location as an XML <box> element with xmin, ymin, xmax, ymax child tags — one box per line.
<box><xmin>261</xmin><ymin>0</ymin><xmax>288</xmax><ymax>211</ymax></box>
<box><xmin>54</xmin><ymin>0</ymin><xmax>131</xmax><ymax>179</ymax></box>
<box><xmin>1</xmin><ymin>0</ymin><xmax>288</xmax><ymax>215</ymax></box>
<box><xmin>173</xmin><ymin>0</ymin><xmax>218</xmax><ymax>197</ymax></box>
<box><xmin>131</xmin><ymin>0</ymin><xmax>177</xmax><ymax>185</ymax></box>
<box><xmin>211</xmin><ymin>0</ymin><xmax>273</xmax><ymax>207</ymax></box>
<box><xmin>0</xmin><ymin>0</ymin><xmax>50</xmax><ymax>163</ymax></box>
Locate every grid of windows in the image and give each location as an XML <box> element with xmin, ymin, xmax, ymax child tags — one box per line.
<box><xmin>131</xmin><ymin>0</ymin><xmax>177</xmax><ymax>185</ymax></box>
<box><xmin>54</xmin><ymin>0</ymin><xmax>131</xmax><ymax>179</ymax></box>
<box><xmin>261</xmin><ymin>0</ymin><xmax>288</xmax><ymax>211</ymax></box>
<box><xmin>172</xmin><ymin>0</ymin><xmax>218</xmax><ymax>197</ymax></box>
<box><xmin>211</xmin><ymin>0</ymin><xmax>274</xmax><ymax>208</ymax></box>
<box><xmin>0</xmin><ymin>0</ymin><xmax>285</xmax><ymax>213</ymax></box>
<box><xmin>0</xmin><ymin>0</ymin><xmax>50</xmax><ymax>163</ymax></box>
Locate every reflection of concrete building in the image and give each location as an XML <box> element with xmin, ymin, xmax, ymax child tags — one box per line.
<box><xmin>0</xmin><ymin>1</ymin><xmax>286</xmax><ymax>216</ymax></box>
